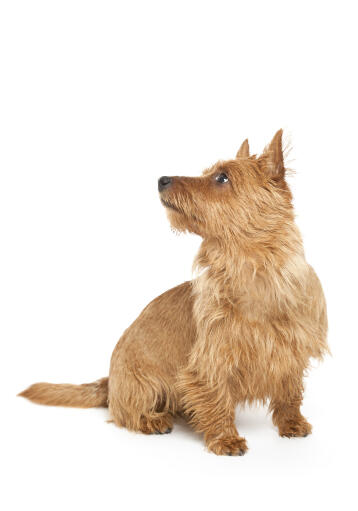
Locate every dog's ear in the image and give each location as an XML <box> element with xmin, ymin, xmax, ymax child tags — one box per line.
<box><xmin>258</xmin><ymin>129</ymin><xmax>285</xmax><ymax>179</ymax></box>
<box><xmin>236</xmin><ymin>139</ymin><xmax>250</xmax><ymax>159</ymax></box>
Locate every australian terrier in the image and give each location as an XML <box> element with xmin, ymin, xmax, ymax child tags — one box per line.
<box><xmin>19</xmin><ymin>130</ymin><xmax>328</xmax><ymax>455</ymax></box>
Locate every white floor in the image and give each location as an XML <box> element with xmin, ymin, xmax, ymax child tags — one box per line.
<box><xmin>6</xmin><ymin>353</ymin><xmax>355</xmax><ymax>510</ymax></box>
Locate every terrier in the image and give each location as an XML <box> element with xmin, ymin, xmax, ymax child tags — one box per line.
<box><xmin>19</xmin><ymin>130</ymin><xmax>328</xmax><ymax>455</ymax></box>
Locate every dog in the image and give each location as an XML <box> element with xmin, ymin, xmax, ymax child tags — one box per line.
<box><xmin>19</xmin><ymin>130</ymin><xmax>328</xmax><ymax>455</ymax></box>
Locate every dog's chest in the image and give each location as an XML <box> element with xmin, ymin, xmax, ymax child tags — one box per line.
<box><xmin>194</xmin><ymin>297</ymin><xmax>313</xmax><ymax>396</ymax></box>
<box><xmin>192</xmin><ymin>269</ymin><xmax>320</xmax><ymax>397</ymax></box>
<box><xmin>232</xmin><ymin>326</ymin><xmax>302</xmax><ymax>394</ymax></box>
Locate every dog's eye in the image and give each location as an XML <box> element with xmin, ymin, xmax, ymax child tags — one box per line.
<box><xmin>216</xmin><ymin>173</ymin><xmax>229</xmax><ymax>184</ymax></box>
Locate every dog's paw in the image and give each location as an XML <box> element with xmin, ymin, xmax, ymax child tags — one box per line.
<box><xmin>206</xmin><ymin>436</ymin><xmax>248</xmax><ymax>456</ymax></box>
<box><xmin>279</xmin><ymin>418</ymin><xmax>312</xmax><ymax>438</ymax></box>
<box><xmin>154</xmin><ymin>427</ymin><xmax>172</xmax><ymax>435</ymax></box>
<box><xmin>139</xmin><ymin>415</ymin><xmax>173</xmax><ymax>435</ymax></box>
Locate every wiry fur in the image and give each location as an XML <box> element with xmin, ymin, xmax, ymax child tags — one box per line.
<box><xmin>19</xmin><ymin>378</ymin><xmax>108</xmax><ymax>408</ymax></box>
<box><xmin>19</xmin><ymin>131</ymin><xmax>328</xmax><ymax>455</ymax></box>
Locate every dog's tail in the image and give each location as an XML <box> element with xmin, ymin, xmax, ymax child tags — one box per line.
<box><xmin>18</xmin><ymin>377</ymin><xmax>108</xmax><ymax>408</ymax></box>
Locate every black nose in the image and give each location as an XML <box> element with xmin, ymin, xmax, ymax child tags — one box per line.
<box><xmin>158</xmin><ymin>176</ymin><xmax>172</xmax><ymax>192</ymax></box>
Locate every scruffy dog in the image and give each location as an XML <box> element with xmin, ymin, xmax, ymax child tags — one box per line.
<box><xmin>20</xmin><ymin>131</ymin><xmax>328</xmax><ymax>455</ymax></box>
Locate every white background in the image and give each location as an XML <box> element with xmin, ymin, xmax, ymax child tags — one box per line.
<box><xmin>1</xmin><ymin>1</ymin><xmax>357</xmax><ymax>510</ymax></box>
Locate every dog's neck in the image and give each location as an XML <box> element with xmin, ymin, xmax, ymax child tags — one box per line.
<box><xmin>193</xmin><ymin>220</ymin><xmax>307</xmax><ymax>312</ymax></box>
<box><xmin>196</xmin><ymin>217</ymin><xmax>304</xmax><ymax>267</ymax></box>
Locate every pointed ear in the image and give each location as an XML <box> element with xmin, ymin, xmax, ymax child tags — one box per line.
<box><xmin>236</xmin><ymin>139</ymin><xmax>250</xmax><ymax>159</ymax></box>
<box><xmin>259</xmin><ymin>129</ymin><xmax>285</xmax><ymax>179</ymax></box>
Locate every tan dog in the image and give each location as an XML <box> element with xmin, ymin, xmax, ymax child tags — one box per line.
<box><xmin>19</xmin><ymin>131</ymin><xmax>328</xmax><ymax>455</ymax></box>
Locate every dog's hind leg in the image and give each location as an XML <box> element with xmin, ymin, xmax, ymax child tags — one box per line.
<box><xmin>108</xmin><ymin>364</ymin><xmax>175</xmax><ymax>435</ymax></box>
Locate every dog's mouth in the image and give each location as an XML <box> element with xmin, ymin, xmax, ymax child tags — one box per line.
<box><xmin>160</xmin><ymin>198</ymin><xmax>182</xmax><ymax>213</ymax></box>
<box><xmin>161</xmin><ymin>197</ymin><xmax>202</xmax><ymax>226</ymax></box>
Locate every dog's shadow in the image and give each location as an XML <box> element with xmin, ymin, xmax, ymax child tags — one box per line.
<box><xmin>171</xmin><ymin>416</ymin><xmax>203</xmax><ymax>445</ymax></box>
<box><xmin>169</xmin><ymin>404</ymin><xmax>274</xmax><ymax>444</ymax></box>
<box><xmin>235</xmin><ymin>404</ymin><xmax>274</xmax><ymax>433</ymax></box>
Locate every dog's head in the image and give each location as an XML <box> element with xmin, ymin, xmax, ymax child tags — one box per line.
<box><xmin>158</xmin><ymin>130</ymin><xmax>293</xmax><ymax>242</ymax></box>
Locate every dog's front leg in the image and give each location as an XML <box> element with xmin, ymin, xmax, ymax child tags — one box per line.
<box><xmin>177</xmin><ymin>370</ymin><xmax>248</xmax><ymax>456</ymax></box>
<box><xmin>270</xmin><ymin>374</ymin><xmax>312</xmax><ymax>438</ymax></box>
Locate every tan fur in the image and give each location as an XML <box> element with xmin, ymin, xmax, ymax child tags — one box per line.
<box><xmin>19</xmin><ymin>131</ymin><xmax>328</xmax><ymax>455</ymax></box>
<box><xmin>18</xmin><ymin>378</ymin><xmax>109</xmax><ymax>408</ymax></box>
